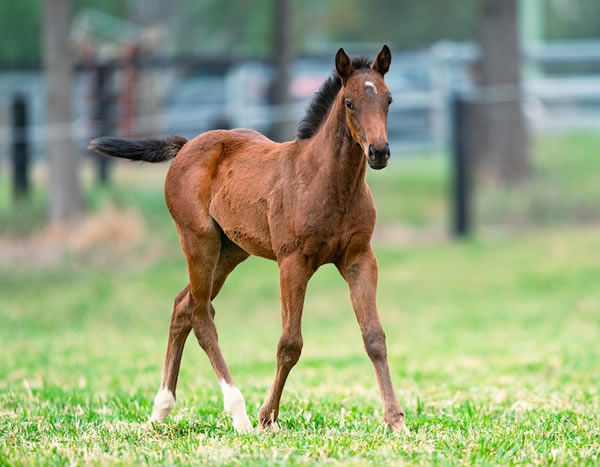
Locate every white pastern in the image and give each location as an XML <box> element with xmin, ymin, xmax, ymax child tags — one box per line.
<box><xmin>220</xmin><ymin>379</ymin><xmax>252</xmax><ymax>433</ymax></box>
<box><xmin>365</xmin><ymin>80</ymin><xmax>377</xmax><ymax>94</ymax></box>
<box><xmin>150</xmin><ymin>388</ymin><xmax>176</xmax><ymax>423</ymax></box>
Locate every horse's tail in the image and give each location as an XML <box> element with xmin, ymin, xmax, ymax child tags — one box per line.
<box><xmin>88</xmin><ymin>136</ymin><xmax>187</xmax><ymax>163</ymax></box>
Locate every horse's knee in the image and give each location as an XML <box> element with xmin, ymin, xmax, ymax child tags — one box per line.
<box><xmin>193</xmin><ymin>326</ymin><xmax>218</xmax><ymax>352</ymax></box>
<box><xmin>173</xmin><ymin>285</ymin><xmax>190</xmax><ymax>308</ymax></box>
<box><xmin>363</xmin><ymin>329</ymin><xmax>387</xmax><ymax>362</ymax></box>
<box><xmin>170</xmin><ymin>288</ymin><xmax>192</xmax><ymax>328</ymax></box>
<box><xmin>191</xmin><ymin>304</ymin><xmax>218</xmax><ymax>350</ymax></box>
<box><xmin>277</xmin><ymin>335</ymin><xmax>303</xmax><ymax>368</ymax></box>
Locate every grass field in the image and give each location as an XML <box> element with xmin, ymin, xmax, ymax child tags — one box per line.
<box><xmin>1</xmin><ymin>133</ymin><xmax>600</xmax><ymax>464</ymax></box>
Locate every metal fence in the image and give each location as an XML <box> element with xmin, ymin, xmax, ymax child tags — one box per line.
<box><xmin>1</xmin><ymin>39</ymin><xmax>600</xmax><ymax>166</ymax></box>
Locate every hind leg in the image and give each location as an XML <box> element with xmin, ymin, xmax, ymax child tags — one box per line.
<box><xmin>211</xmin><ymin>235</ymin><xmax>249</xmax><ymax>301</ymax></box>
<box><xmin>151</xmin><ymin>233</ymin><xmax>249</xmax><ymax>427</ymax></box>
<box><xmin>183</xmin><ymin>226</ymin><xmax>252</xmax><ymax>432</ymax></box>
<box><xmin>150</xmin><ymin>285</ymin><xmax>192</xmax><ymax>422</ymax></box>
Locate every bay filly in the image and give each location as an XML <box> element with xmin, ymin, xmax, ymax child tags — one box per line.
<box><xmin>90</xmin><ymin>45</ymin><xmax>405</xmax><ymax>433</ymax></box>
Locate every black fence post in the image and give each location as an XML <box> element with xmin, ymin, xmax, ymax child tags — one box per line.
<box><xmin>11</xmin><ymin>94</ymin><xmax>30</xmax><ymax>201</ymax></box>
<box><xmin>450</xmin><ymin>91</ymin><xmax>471</xmax><ymax>237</ymax></box>
<box><xmin>94</xmin><ymin>64</ymin><xmax>113</xmax><ymax>185</ymax></box>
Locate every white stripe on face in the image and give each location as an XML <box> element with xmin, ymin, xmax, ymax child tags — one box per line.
<box><xmin>365</xmin><ymin>81</ymin><xmax>377</xmax><ymax>95</ymax></box>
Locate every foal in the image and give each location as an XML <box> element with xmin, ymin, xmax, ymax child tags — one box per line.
<box><xmin>90</xmin><ymin>45</ymin><xmax>405</xmax><ymax>433</ymax></box>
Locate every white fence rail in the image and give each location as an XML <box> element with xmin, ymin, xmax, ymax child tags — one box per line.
<box><xmin>1</xmin><ymin>40</ymin><xmax>599</xmax><ymax>161</ymax></box>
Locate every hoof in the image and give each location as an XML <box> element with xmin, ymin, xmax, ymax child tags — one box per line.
<box><xmin>233</xmin><ymin>414</ymin><xmax>253</xmax><ymax>434</ymax></box>
<box><xmin>220</xmin><ymin>380</ymin><xmax>252</xmax><ymax>434</ymax></box>
<box><xmin>258</xmin><ymin>407</ymin><xmax>278</xmax><ymax>430</ymax></box>
<box><xmin>257</xmin><ymin>420</ymin><xmax>280</xmax><ymax>432</ymax></box>
<box><xmin>386</xmin><ymin>412</ymin><xmax>408</xmax><ymax>434</ymax></box>
<box><xmin>150</xmin><ymin>389</ymin><xmax>175</xmax><ymax>423</ymax></box>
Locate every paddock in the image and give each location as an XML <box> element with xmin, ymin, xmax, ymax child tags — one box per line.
<box><xmin>1</xmin><ymin>143</ymin><xmax>599</xmax><ymax>463</ymax></box>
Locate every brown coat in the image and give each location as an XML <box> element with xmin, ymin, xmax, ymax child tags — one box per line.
<box><xmin>89</xmin><ymin>45</ymin><xmax>405</xmax><ymax>433</ymax></box>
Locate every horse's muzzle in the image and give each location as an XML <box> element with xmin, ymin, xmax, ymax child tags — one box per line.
<box><xmin>368</xmin><ymin>143</ymin><xmax>390</xmax><ymax>170</ymax></box>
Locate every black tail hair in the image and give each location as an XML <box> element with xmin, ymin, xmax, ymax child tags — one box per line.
<box><xmin>88</xmin><ymin>135</ymin><xmax>187</xmax><ymax>163</ymax></box>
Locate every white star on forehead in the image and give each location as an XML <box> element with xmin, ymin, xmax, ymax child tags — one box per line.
<box><xmin>364</xmin><ymin>81</ymin><xmax>377</xmax><ymax>94</ymax></box>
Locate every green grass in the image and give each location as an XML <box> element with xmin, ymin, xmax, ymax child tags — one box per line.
<box><xmin>2</xmin><ymin>230</ymin><xmax>600</xmax><ymax>463</ymax></box>
<box><xmin>1</xmin><ymin>133</ymin><xmax>600</xmax><ymax>464</ymax></box>
<box><xmin>367</xmin><ymin>152</ymin><xmax>448</xmax><ymax>228</ymax></box>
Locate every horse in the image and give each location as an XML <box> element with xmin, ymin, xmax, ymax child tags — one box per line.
<box><xmin>89</xmin><ymin>45</ymin><xmax>406</xmax><ymax>433</ymax></box>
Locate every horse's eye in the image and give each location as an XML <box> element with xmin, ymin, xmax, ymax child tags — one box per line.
<box><xmin>345</xmin><ymin>100</ymin><xmax>354</xmax><ymax>110</ymax></box>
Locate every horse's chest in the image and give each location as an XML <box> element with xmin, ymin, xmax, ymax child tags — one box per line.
<box><xmin>293</xmin><ymin>211</ymin><xmax>367</xmax><ymax>262</ymax></box>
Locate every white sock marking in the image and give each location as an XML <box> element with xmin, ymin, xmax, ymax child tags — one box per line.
<box><xmin>365</xmin><ymin>80</ymin><xmax>377</xmax><ymax>94</ymax></box>
<box><xmin>150</xmin><ymin>388</ymin><xmax>175</xmax><ymax>423</ymax></box>
<box><xmin>220</xmin><ymin>379</ymin><xmax>252</xmax><ymax>433</ymax></box>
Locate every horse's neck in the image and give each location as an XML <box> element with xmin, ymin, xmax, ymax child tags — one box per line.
<box><xmin>306</xmin><ymin>95</ymin><xmax>367</xmax><ymax>204</ymax></box>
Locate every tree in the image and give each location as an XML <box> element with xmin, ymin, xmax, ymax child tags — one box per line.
<box><xmin>269</xmin><ymin>0</ymin><xmax>294</xmax><ymax>142</ymax></box>
<box><xmin>474</xmin><ymin>0</ymin><xmax>530</xmax><ymax>184</ymax></box>
<box><xmin>43</xmin><ymin>0</ymin><xmax>82</xmax><ymax>222</ymax></box>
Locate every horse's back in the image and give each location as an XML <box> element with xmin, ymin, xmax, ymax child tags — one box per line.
<box><xmin>168</xmin><ymin>128</ymin><xmax>280</xmax><ymax>175</ymax></box>
<box><xmin>230</xmin><ymin>128</ymin><xmax>273</xmax><ymax>142</ymax></box>
<box><xmin>196</xmin><ymin>128</ymin><xmax>274</xmax><ymax>149</ymax></box>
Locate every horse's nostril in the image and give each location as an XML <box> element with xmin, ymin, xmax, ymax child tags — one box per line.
<box><xmin>369</xmin><ymin>143</ymin><xmax>389</xmax><ymax>160</ymax></box>
<box><xmin>383</xmin><ymin>143</ymin><xmax>390</xmax><ymax>160</ymax></box>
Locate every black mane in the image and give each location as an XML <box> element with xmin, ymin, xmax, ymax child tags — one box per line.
<box><xmin>297</xmin><ymin>56</ymin><xmax>373</xmax><ymax>140</ymax></box>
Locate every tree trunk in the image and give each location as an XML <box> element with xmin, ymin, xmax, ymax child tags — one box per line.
<box><xmin>475</xmin><ymin>0</ymin><xmax>530</xmax><ymax>184</ymax></box>
<box><xmin>270</xmin><ymin>0</ymin><xmax>294</xmax><ymax>142</ymax></box>
<box><xmin>43</xmin><ymin>0</ymin><xmax>82</xmax><ymax>222</ymax></box>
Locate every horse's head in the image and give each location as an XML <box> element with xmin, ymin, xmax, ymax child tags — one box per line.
<box><xmin>335</xmin><ymin>45</ymin><xmax>392</xmax><ymax>170</ymax></box>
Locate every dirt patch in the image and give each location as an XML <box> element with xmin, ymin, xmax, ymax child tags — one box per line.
<box><xmin>0</xmin><ymin>208</ymin><xmax>445</xmax><ymax>269</ymax></box>
<box><xmin>0</xmin><ymin>204</ymin><xmax>145</xmax><ymax>268</ymax></box>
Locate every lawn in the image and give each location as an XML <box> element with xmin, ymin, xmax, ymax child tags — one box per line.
<box><xmin>1</xmin><ymin>133</ymin><xmax>600</xmax><ymax>464</ymax></box>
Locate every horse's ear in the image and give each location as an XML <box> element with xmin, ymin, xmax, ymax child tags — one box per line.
<box><xmin>373</xmin><ymin>44</ymin><xmax>391</xmax><ymax>76</ymax></box>
<box><xmin>335</xmin><ymin>48</ymin><xmax>352</xmax><ymax>83</ymax></box>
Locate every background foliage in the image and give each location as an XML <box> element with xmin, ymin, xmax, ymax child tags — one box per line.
<box><xmin>3</xmin><ymin>0</ymin><xmax>600</xmax><ymax>63</ymax></box>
